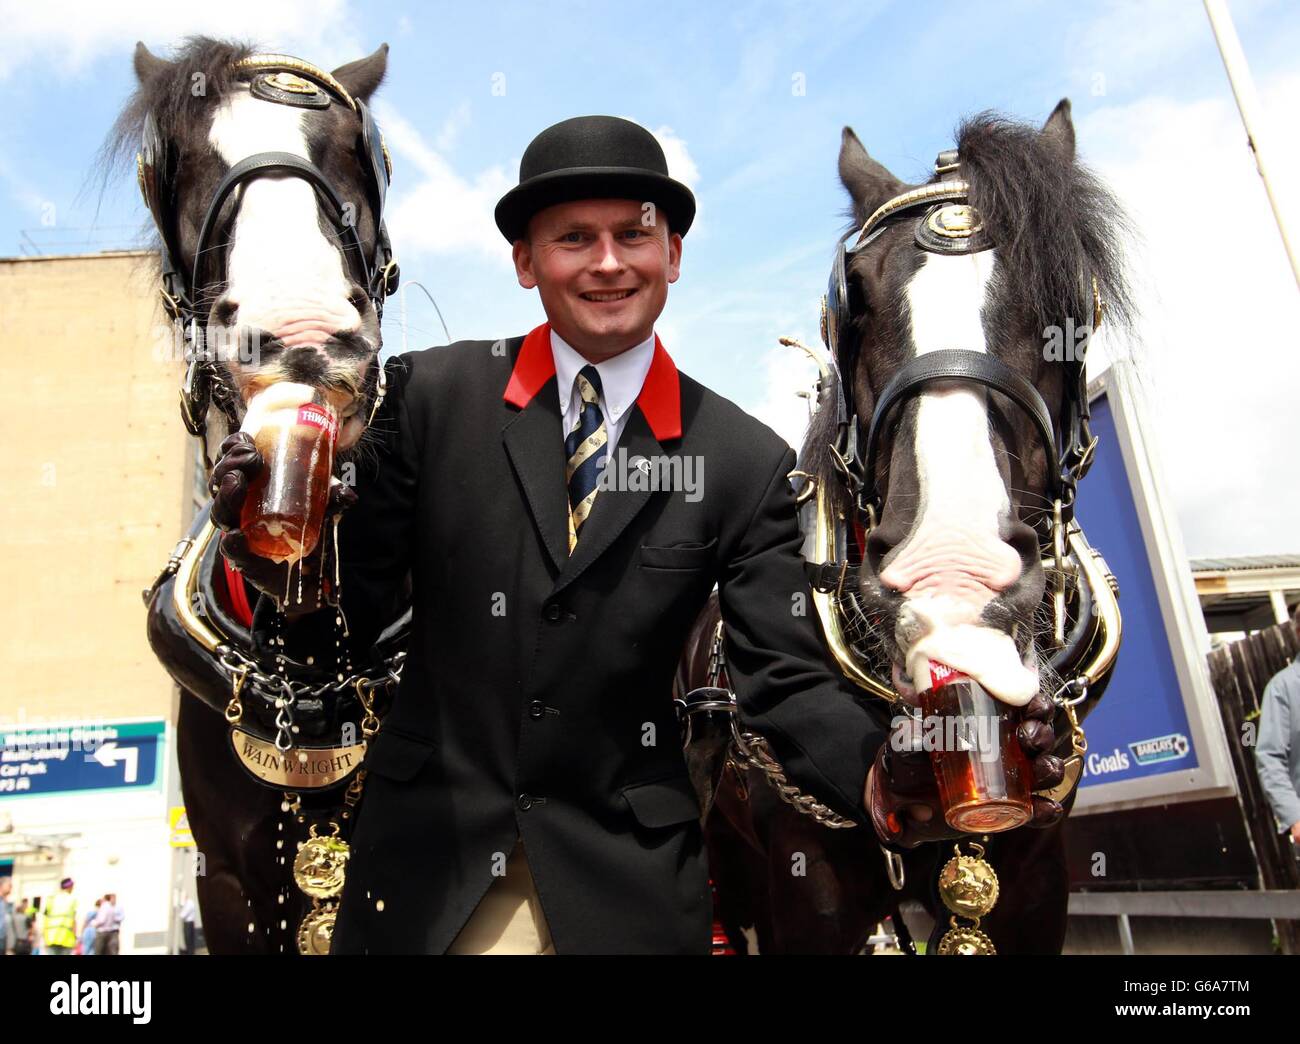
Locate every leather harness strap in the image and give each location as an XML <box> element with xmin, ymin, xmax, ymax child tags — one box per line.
<box><xmin>862</xmin><ymin>348</ymin><xmax>1064</xmax><ymax>512</ymax></box>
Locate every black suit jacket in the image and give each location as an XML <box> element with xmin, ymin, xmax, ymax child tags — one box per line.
<box><xmin>273</xmin><ymin>323</ymin><xmax>886</xmax><ymax>954</ymax></box>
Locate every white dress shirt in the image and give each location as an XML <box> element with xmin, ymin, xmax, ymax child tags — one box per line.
<box><xmin>551</xmin><ymin>327</ymin><xmax>655</xmax><ymax>455</ymax></box>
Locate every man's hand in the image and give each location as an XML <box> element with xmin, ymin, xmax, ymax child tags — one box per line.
<box><xmin>210</xmin><ymin>431</ymin><xmax>357</xmax><ymax>613</ymax></box>
<box><xmin>1290</xmin><ymin>820</ymin><xmax>1300</xmax><ymax>845</ymax></box>
<box><xmin>864</xmin><ymin>692</ymin><xmax>1068</xmax><ymax>849</ymax></box>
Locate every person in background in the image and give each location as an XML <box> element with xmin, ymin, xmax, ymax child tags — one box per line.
<box><xmin>0</xmin><ymin>876</ymin><xmax>14</xmax><ymax>955</ymax></box>
<box><xmin>178</xmin><ymin>893</ymin><xmax>197</xmax><ymax>955</ymax></box>
<box><xmin>42</xmin><ymin>878</ymin><xmax>77</xmax><ymax>955</ymax></box>
<box><xmin>1256</xmin><ymin>603</ymin><xmax>1300</xmax><ymax>854</ymax></box>
<box><xmin>109</xmin><ymin>893</ymin><xmax>124</xmax><ymax>954</ymax></box>
<box><xmin>11</xmin><ymin>900</ymin><xmax>33</xmax><ymax>956</ymax></box>
<box><xmin>91</xmin><ymin>893</ymin><xmax>119</xmax><ymax>955</ymax></box>
<box><xmin>81</xmin><ymin>898</ymin><xmax>101</xmax><ymax>956</ymax></box>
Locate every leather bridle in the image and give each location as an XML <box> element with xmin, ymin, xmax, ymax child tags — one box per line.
<box><xmin>821</xmin><ymin>149</ymin><xmax>1103</xmax><ymax>533</ymax></box>
<box><xmin>804</xmin><ymin>147</ymin><xmax>1121</xmax><ymax>739</ymax></box>
<box><xmin>135</xmin><ymin>53</ymin><xmax>400</xmax><ymax>448</ymax></box>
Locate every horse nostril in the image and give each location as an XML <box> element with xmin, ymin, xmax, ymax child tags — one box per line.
<box><xmin>211</xmin><ymin>297</ymin><xmax>238</xmax><ymax>326</ymax></box>
<box><xmin>347</xmin><ymin>286</ymin><xmax>369</xmax><ymax>315</ymax></box>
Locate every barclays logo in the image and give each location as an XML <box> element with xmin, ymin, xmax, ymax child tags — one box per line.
<box><xmin>1127</xmin><ymin>733</ymin><xmax>1190</xmax><ymax>766</ymax></box>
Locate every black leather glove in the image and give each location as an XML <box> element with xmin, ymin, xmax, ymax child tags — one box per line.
<box><xmin>867</xmin><ymin>691</ymin><xmax>1066</xmax><ymax>850</ymax></box>
<box><xmin>209</xmin><ymin>431</ymin><xmax>357</xmax><ymax>612</ymax></box>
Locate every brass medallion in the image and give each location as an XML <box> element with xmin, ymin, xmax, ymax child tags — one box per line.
<box><xmin>267</xmin><ymin>72</ymin><xmax>318</xmax><ymax>95</ymax></box>
<box><xmin>937</xmin><ymin>922</ymin><xmax>996</xmax><ymax>956</ymax></box>
<box><xmin>293</xmin><ymin>834</ymin><xmax>350</xmax><ymax>899</ymax></box>
<box><xmin>938</xmin><ymin>849</ymin><xmax>1000</xmax><ymax>920</ymax></box>
<box><xmin>297</xmin><ymin>906</ymin><xmax>335</xmax><ymax>955</ymax></box>
<box><xmin>926</xmin><ymin>203</ymin><xmax>983</xmax><ymax>238</ymax></box>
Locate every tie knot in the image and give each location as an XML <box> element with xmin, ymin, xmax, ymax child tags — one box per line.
<box><xmin>575</xmin><ymin>364</ymin><xmax>603</xmax><ymax>407</ymax></box>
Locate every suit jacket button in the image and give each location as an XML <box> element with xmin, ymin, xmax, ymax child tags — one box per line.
<box><xmin>517</xmin><ymin>793</ymin><xmax>533</xmax><ymax>811</ymax></box>
<box><xmin>544</xmin><ymin>603</ymin><xmax>562</xmax><ymax>622</ymax></box>
<box><xmin>529</xmin><ymin>701</ymin><xmax>545</xmax><ymax>720</ymax></box>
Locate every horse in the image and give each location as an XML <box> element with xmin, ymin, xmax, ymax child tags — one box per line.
<box><xmin>111</xmin><ymin>36</ymin><xmax>405</xmax><ymax>953</ymax></box>
<box><xmin>678</xmin><ymin>100</ymin><xmax>1134</xmax><ymax>954</ymax></box>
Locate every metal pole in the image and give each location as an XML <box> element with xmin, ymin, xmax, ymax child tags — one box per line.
<box><xmin>1203</xmin><ymin>0</ymin><xmax>1300</xmax><ymax>289</ymax></box>
<box><xmin>1118</xmin><ymin>913</ymin><xmax>1136</xmax><ymax>955</ymax></box>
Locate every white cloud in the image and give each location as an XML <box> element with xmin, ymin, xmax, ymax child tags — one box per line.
<box><xmin>749</xmin><ymin>339</ymin><xmax>824</xmax><ymax>452</ymax></box>
<box><xmin>0</xmin><ymin>0</ymin><xmax>365</xmax><ymax>81</ymax></box>
<box><xmin>435</xmin><ymin>100</ymin><xmax>472</xmax><ymax>153</ymax></box>
<box><xmin>374</xmin><ymin>102</ymin><xmax>515</xmax><ymax>266</ymax></box>
<box><xmin>1078</xmin><ymin>73</ymin><xmax>1300</xmax><ymax>557</ymax></box>
<box><xmin>651</xmin><ymin>125</ymin><xmax>700</xmax><ymax>188</ymax></box>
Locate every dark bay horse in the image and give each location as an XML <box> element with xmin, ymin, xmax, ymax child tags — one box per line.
<box><xmin>114</xmin><ymin>37</ymin><xmax>403</xmax><ymax>953</ymax></box>
<box><xmin>679</xmin><ymin>101</ymin><xmax>1133</xmax><ymax>954</ymax></box>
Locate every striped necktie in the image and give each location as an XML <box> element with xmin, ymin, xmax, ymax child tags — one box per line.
<box><xmin>565</xmin><ymin>365</ymin><xmax>608</xmax><ymax>553</ymax></box>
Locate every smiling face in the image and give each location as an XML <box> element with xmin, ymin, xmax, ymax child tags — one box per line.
<box><xmin>512</xmin><ymin>198</ymin><xmax>682</xmax><ymax>360</ymax></box>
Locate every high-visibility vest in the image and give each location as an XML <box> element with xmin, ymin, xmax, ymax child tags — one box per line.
<box><xmin>43</xmin><ymin>891</ymin><xmax>77</xmax><ymax>949</ymax></box>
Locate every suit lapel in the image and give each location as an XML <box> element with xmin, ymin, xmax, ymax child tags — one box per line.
<box><xmin>502</xmin><ymin>372</ymin><xmax>570</xmax><ymax>574</ymax></box>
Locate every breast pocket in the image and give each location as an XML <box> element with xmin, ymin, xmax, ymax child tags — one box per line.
<box><xmin>639</xmin><ymin>537</ymin><xmax>718</xmax><ymax>572</ymax></box>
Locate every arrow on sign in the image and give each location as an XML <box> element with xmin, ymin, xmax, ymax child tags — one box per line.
<box><xmin>88</xmin><ymin>742</ymin><xmax>138</xmax><ymax>783</ymax></box>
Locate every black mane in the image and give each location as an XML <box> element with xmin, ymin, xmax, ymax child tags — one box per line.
<box><xmin>94</xmin><ymin>36</ymin><xmax>259</xmax><ymax>193</ymax></box>
<box><xmin>800</xmin><ymin>108</ymin><xmax>1136</xmax><ymax>478</ymax></box>
<box><xmin>955</xmin><ymin>111</ymin><xmax>1135</xmax><ymax>340</ymax></box>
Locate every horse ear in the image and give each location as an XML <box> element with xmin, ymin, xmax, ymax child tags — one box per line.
<box><xmin>332</xmin><ymin>43</ymin><xmax>389</xmax><ymax>102</ymax></box>
<box><xmin>1040</xmin><ymin>98</ymin><xmax>1076</xmax><ymax>161</ymax></box>
<box><xmin>133</xmin><ymin>42</ymin><xmax>169</xmax><ymax>85</ymax></box>
<box><xmin>838</xmin><ymin>126</ymin><xmax>904</xmax><ymax>222</ymax></box>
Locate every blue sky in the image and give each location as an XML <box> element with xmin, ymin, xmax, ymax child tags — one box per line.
<box><xmin>1</xmin><ymin>0</ymin><xmax>1297</xmax><ymax>558</ymax></box>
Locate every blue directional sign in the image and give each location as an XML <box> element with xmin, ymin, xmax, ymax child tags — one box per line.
<box><xmin>0</xmin><ymin>720</ymin><xmax>165</xmax><ymax>799</ymax></box>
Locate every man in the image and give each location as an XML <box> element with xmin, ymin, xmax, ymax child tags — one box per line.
<box><xmin>11</xmin><ymin>898</ymin><xmax>33</xmax><ymax>956</ymax></box>
<box><xmin>0</xmin><ymin>876</ymin><xmax>13</xmax><ymax>955</ymax></box>
<box><xmin>213</xmin><ymin>115</ymin><xmax>1059</xmax><ymax>954</ymax></box>
<box><xmin>1256</xmin><ymin>604</ymin><xmax>1300</xmax><ymax>852</ymax></box>
<box><xmin>42</xmin><ymin>878</ymin><xmax>76</xmax><ymax>955</ymax></box>
<box><xmin>91</xmin><ymin>893</ymin><xmax>120</xmax><ymax>955</ymax></box>
<box><xmin>178</xmin><ymin>893</ymin><xmax>197</xmax><ymax>955</ymax></box>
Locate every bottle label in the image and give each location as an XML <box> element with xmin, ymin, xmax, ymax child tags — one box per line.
<box><xmin>929</xmin><ymin>661</ymin><xmax>968</xmax><ymax>690</ymax></box>
<box><xmin>296</xmin><ymin>404</ymin><xmax>339</xmax><ymax>441</ymax></box>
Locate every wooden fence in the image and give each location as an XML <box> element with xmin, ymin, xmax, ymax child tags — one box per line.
<box><xmin>1207</xmin><ymin>621</ymin><xmax>1300</xmax><ymax>952</ymax></box>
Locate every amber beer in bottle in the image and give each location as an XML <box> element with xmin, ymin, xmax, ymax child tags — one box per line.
<box><xmin>917</xmin><ymin>660</ymin><xmax>1033</xmax><ymax>832</ymax></box>
<box><xmin>238</xmin><ymin>383</ymin><xmax>339</xmax><ymax>565</ymax></box>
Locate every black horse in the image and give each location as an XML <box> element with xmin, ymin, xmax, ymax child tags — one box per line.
<box><xmin>679</xmin><ymin>101</ymin><xmax>1133</xmax><ymax>954</ymax></box>
<box><xmin>111</xmin><ymin>37</ymin><xmax>403</xmax><ymax>953</ymax></box>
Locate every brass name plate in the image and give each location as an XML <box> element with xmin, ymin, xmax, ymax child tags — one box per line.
<box><xmin>230</xmin><ymin>727</ymin><xmax>365</xmax><ymax>789</ymax></box>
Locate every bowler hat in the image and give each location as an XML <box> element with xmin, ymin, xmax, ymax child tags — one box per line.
<box><xmin>494</xmin><ymin>115</ymin><xmax>695</xmax><ymax>242</ymax></box>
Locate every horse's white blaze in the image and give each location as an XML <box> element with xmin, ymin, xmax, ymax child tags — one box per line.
<box><xmin>208</xmin><ymin>93</ymin><xmax>361</xmax><ymax>351</ymax></box>
<box><xmin>880</xmin><ymin>250</ymin><xmax>1038</xmax><ymax>705</ymax></box>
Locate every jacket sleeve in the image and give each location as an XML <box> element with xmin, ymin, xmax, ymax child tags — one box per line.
<box><xmin>717</xmin><ymin>444</ymin><xmax>886</xmax><ymax>826</ymax></box>
<box><xmin>1254</xmin><ymin>671</ymin><xmax>1300</xmax><ymax>831</ymax></box>
<box><xmin>258</xmin><ymin>353</ymin><xmax>421</xmax><ymax>664</ymax></box>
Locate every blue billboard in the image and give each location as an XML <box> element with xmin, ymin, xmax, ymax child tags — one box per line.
<box><xmin>1070</xmin><ymin>365</ymin><xmax>1233</xmax><ymax>810</ymax></box>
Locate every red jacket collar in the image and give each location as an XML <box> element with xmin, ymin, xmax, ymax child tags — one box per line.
<box><xmin>503</xmin><ymin>322</ymin><xmax>681</xmax><ymax>441</ymax></box>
